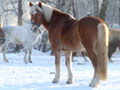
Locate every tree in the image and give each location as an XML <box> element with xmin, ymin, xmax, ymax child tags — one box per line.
<box><xmin>18</xmin><ymin>0</ymin><xmax>23</xmax><ymax>26</ymax></box>
<box><xmin>110</xmin><ymin>0</ymin><xmax>118</xmax><ymax>28</ymax></box>
<box><xmin>93</xmin><ymin>0</ymin><xmax>99</xmax><ymax>17</ymax></box>
<box><xmin>99</xmin><ymin>0</ymin><xmax>109</xmax><ymax>20</ymax></box>
<box><xmin>0</xmin><ymin>0</ymin><xmax>23</xmax><ymax>52</ymax></box>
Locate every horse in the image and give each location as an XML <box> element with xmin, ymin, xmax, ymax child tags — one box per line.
<box><xmin>29</xmin><ymin>2</ymin><xmax>109</xmax><ymax>87</ymax></box>
<box><xmin>1</xmin><ymin>24</ymin><xmax>42</xmax><ymax>64</ymax></box>
<box><xmin>108</xmin><ymin>28</ymin><xmax>120</xmax><ymax>62</ymax></box>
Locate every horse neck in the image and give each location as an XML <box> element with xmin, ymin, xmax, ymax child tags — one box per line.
<box><xmin>42</xmin><ymin>9</ymin><xmax>76</xmax><ymax>32</ymax></box>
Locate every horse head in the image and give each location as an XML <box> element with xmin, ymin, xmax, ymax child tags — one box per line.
<box><xmin>29</xmin><ymin>2</ymin><xmax>44</xmax><ymax>33</ymax></box>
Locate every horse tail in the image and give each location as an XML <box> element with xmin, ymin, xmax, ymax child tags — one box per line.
<box><xmin>96</xmin><ymin>23</ymin><xmax>109</xmax><ymax>81</ymax></box>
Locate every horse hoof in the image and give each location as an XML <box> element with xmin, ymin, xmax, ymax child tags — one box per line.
<box><xmin>24</xmin><ymin>61</ymin><xmax>28</xmax><ymax>64</ymax></box>
<box><xmin>52</xmin><ymin>79</ymin><xmax>59</xmax><ymax>83</ymax></box>
<box><xmin>29</xmin><ymin>60</ymin><xmax>32</xmax><ymax>63</ymax></box>
<box><xmin>109</xmin><ymin>60</ymin><xmax>114</xmax><ymax>63</ymax></box>
<box><xmin>66</xmin><ymin>79</ymin><xmax>73</xmax><ymax>84</ymax></box>
<box><xmin>66</xmin><ymin>81</ymin><xmax>73</xmax><ymax>84</ymax></box>
<box><xmin>89</xmin><ymin>83</ymin><xmax>98</xmax><ymax>88</ymax></box>
<box><xmin>4</xmin><ymin>60</ymin><xmax>9</xmax><ymax>63</ymax></box>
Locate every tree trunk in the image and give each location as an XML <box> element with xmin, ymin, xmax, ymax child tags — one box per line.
<box><xmin>15</xmin><ymin>0</ymin><xmax>23</xmax><ymax>52</ymax></box>
<box><xmin>99</xmin><ymin>0</ymin><xmax>109</xmax><ymax>20</ymax></box>
<box><xmin>57</xmin><ymin>0</ymin><xmax>71</xmax><ymax>13</ymax></box>
<box><xmin>93</xmin><ymin>0</ymin><xmax>99</xmax><ymax>17</ymax></box>
<box><xmin>18</xmin><ymin>0</ymin><xmax>23</xmax><ymax>26</ymax></box>
<box><xmin>111</xmin><ymin>0</ymin><xmax>117</xmax><ymax>28</ymax></box>
<box><xmin>72</xmin><ymin>0</ymin><xmax>79</xmax><ymax>19</ymax></box>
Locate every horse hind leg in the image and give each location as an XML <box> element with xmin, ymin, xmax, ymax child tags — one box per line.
<box><xmin>90</xmin><ymin>23</ymin><xmax>109</xmax><ymax>87</ymax></box>
<box><xmin>89</xmin><ymin>54</ymin><xmax>100</xmax><ymax>87</ymax></box>
<box><xmin>28</xmin><ymin>48</ymin><xmax>32</xmax><ymax>63</ymax></box>
<box><xmin>64</xmin><ymin>51</ymin><xmax>73</xmax><ymax>84</ymax></box>
<box><xmin>81</xmin><ymin>52</ymin><xmax>88</xmax><ymax>62</ymax></box>
<box><xmin>52</xmin><ymin>49</ymin><xmax>61</xmax><ymax>83</ymax></box>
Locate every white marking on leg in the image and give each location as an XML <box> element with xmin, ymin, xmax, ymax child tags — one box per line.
<box><xmin>28</xmin><ymin>49</ymin><xmax>32</xmax><ymax>63</ymax></box>
<box><xmin>65</xmin><ymin>51</ymin><xmax>73</xmax><ymax>84</ymax></box>
<box><xmin>3</xmin><ymin>50</ymin><xmax>9</xmax><ymax>62</ymax></box>
<box><xmin>52</xmin><ymin>51</ymin><xmax>61</xmax><ymax>83</ymax></box>
<box><xmin>2</xmin><ymin>42</ymin><xmax>9</xmax><ymax>62</ymax></box>
<box><xmin>24</xmin><ymin>51</ymin><xmax>28</xmax><ymax>64</ymax></box>
<box><xmin>89</xmin><ymin>72</ymin><xmax>100</xmax><ymax>87</ymax></box>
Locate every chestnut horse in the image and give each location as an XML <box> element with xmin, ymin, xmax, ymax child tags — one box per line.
<box><xmin>29</xmin><ymin>2</ymin><xmax>109</xmax><ymax>87</ymax></box>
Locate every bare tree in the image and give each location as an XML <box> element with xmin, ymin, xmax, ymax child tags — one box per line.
<box><xmin>93</xmin><ymin>0</ymin><xmax>99</xmax><ymax>17</ymax></box>
<box><xmin>72</xmin><ymin>0</ymin><xmax>79</xmax><ymax>19</ymax></box>
<box><xmin>99</xmin><ymin>0</ymin><xmax>109</xmax><ymax>20</ymax></box>
<box><xmin>18</xmin><ymin>0</ymin><xmax>23</xmax><ymax>26</ymax></box>
<box><xmin>111</xmin><ymin>0</ymin><xmax>118</xmax><ymax>28</ymax></box>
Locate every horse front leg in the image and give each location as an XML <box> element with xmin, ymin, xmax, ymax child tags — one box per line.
<box><xmin>28</xmin><ymin>48</ymin><xmax>32</xmax><ymax>63</ymax></box>
<box><xmin>1</xmin><ymin>41</ymin><xmax>9</xmax><ymax>62</ymax></box>
<box><xmin>52</xmin><ymin>49</ymin><xmax>61</xmax><ymax>83</ymax></box>
<box><xmin>64</xmin><ymin>51</ymin><xmax>73</xmax><ymax>84</ymax></box>
<box><xmin>24</xmin><ymin>50</ymin><xmax>28</xmax><ymax>64</ymax></box>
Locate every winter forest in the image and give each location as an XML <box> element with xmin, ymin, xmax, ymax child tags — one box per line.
<box><xmin>0</xmin><ymin>0</ymin><xmax>120</xmax><ymax>90</ymax></box>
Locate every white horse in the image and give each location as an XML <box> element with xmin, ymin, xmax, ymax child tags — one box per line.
<box><xmin>1</xmin><ymin>24</ymin><xmax>42</xmax><ymax>64</ymax></box>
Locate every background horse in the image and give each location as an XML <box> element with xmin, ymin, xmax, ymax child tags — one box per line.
<box><xmin>108</xmin><ymin>28</ymin><xmax>120</xmax><ymax>62</ymax></box>
<box><xmin>1</xmin><ymin>24</ymin><xmax>41</xmax><ymax>64</ymax></box>
<box><xmin>29</xmin><ymin>2</ymin><xmax>109</xmax><ymax>87</ymax></box>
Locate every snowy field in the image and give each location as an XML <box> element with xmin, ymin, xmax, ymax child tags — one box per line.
<box><xmin>0</xmin><ymin>50</ymin><xmax>120</xmax><ymax>90</ymax></box>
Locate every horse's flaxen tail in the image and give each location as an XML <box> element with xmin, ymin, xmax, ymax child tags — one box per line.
<box><xmin>96</xmin><ymin>23</ymin><xmax>109</xmax><ymax>81</ymax></box>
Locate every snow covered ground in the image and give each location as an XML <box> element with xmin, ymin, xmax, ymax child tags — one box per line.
<box><xmin>0</xmin><ymin>50</ymin><xmax>120</xmax><ymax>90</ymax></box>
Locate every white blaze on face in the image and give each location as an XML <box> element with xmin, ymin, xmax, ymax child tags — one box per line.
<box><xmin>29</xmin><ymin>4</ymin><xmax>42</xmax><ymax>15</ymax></box>
<box><xmin>29</xmin><ymin>2</ymin><xmax>53</xmax><ymax>23</ymax></box>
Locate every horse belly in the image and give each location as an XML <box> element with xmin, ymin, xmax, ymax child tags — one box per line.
<box><xmin>14</xmin><ymin>39</ymin><xmax>24</xmax><ymax>44</ymax></box>
<box><xmin>62</xmin><ymin>41</ymin><xmax>85</xmax><ymax>52</ymax></box>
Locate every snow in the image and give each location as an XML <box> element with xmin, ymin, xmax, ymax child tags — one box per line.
<box><xmin>0</xmin><ymin>50</ymin><xmax>120</xmax><ymax>90</ymax></box>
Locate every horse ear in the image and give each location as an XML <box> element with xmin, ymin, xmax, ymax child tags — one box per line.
<box><xmin>29</xmin><ymin>2</ymin><xmax>33</xmax><ymax>7</ymax></box>
<box><xmin>38</xmin><ymin>2</ymin><xmax>42</xmax><ymax>8</ymax></box>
